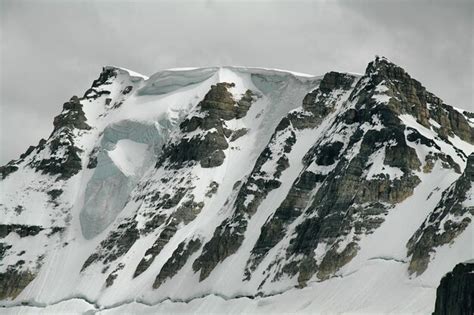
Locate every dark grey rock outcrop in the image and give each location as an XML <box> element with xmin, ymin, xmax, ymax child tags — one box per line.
<box><xmin>193</xmin><ymin>72</ymin><xmax>355</xmax><ymax>282</ymax></box>
<box><xmin>81</xmin><ymin>217</ymin><xmax>139</xmax><ymax>272</ymax></box>
<box><xmin>153</xmin><ymin>238</ymin><xmax>202</xmax><ymax>288</ymax></box>
<box><xmin>433</xmin><ymin>262</ymin><xmax>474</xmax><ymax>315</ymax></box>
<box><xmin>0</xmin><ymin>267</ymin><xmax>36</xmax><ymax>300</ymax></box>
<box><xmin>407</xmin><ymin>154</ymin><xmax>474</xmax><ymax>276</ymax></box>
<box><xmin>158</xmin><ymin>83</ymin><xmax>256</xmax><ymax>169</ymax></box>
<box><xmin>245</xmin><ymin>60</ymin><xmax>428</xmax><ymax>287</ymax></box>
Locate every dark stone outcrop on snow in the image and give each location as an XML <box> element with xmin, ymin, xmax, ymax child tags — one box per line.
<box><xmin>81</xmin><ymin>217</ymin><xmax>139</xmax><ymax>272</ymax></box>
<box><xmin>0</xmin><ymin>139</ymin><xmax>46</xmax><ymax>180</ymax></box>
<box><xmin>0</xmin><ymin>266</ymin><xmax>35</xmax><ymax>300</ymax></box>
<box><xmin>0</xmin><ymin>224</ymin><xmax>43</xmax><ymax>238</ymax></box>
<box><xmin>246</xmin><ymin>59</ymin><xmax>428</xmax><ymax>286</ymax></box>
<box><xmin>0</xmin><ymin>164</ymin><xmax>19</xmax><ymax>180</ymax></box>
<box><xmin>364</xmin><ymin>56</ymin><xmax>473</xmax><ymax>144</ymax></box>
<box><xmin>133</xmin><ymin>224</ymin><xmax>178</xmax><ymax>278</ymax></box>
<box><xmin>133</xmin><ymin>193</ymin><xmax>205</xmax><ymax>278</ymax></box>
<box><xmin>24</xmin><ymin>67</ymin><xmax>120</xmax><ymax>181</ymax></box>
<box><xmin>0</xmin><ymin>69</ymin><xmax>114</xmax><ymax>181</ymax></box>
<box><xmin>192</xmin><ymin>118</ymin><xmax>295</xmax><ymax>281</ymax></box>
<box><xmin>26</xmin><ymin>96</ymin><xmax>92</xmax><ymax>180</ymax></box>
<box><xmin>105</xmin><ymin>263</ymin><xmax>125</xmax><ymax>288</ymax></box>
<box><xmin>91</xmin><ymin>67</ymin><xmax>117</xmax><ymax>88</ymax></box>
<box><xmin>192</xmin><ymin>73</ymin><xmax>355</xmax><ymax>282</ymax></box>
<box><xmin>52</xmin><ymin>96</ymin><xmax>91</xmax><ymax>131</ymax></box>
<box><xmin>158</xmin><ymin>83</ymin><xmax>256</xmax><ymax>169</ymax></box>
<box><xmin>32</xmin><ymin>136</ymin><xmax>83</xmax><ymax>180</ymax></box>
<box><xmin>433</xmin><ymin>262</ymin><xmax>474</xmax><ymax>315</ymax></box>
<box><xmin>288</xmin><ymin>72</ymin><xmax>356</xmax><ymax>129</ymax></box>
<box><xmin>153</xmin><ymin>238</ymin><xmax>202</xmax><ymax>288</ymax></box>
<box><xmin>407</xmin><ymin>154</ymin><xmax>474</xmax><ymax>276</ymax></box>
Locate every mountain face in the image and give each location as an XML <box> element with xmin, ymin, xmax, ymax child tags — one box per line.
<box><xmin>1</xmin><ymin>57</ymin><xmax>473</xmax><ymax>314</ymax></box>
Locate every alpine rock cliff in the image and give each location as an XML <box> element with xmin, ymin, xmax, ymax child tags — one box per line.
<box><xmin>1</xmin><ymin>57</ymin><xmax>473</xmax><ymax>314</ymax></box>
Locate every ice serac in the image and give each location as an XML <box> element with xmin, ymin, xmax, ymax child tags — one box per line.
<box><xmin>80</xmin><ymin>120</ymin><xmax>167</xmax><ymax>239</ymax></box>
<box><xmin>1</xmin><ymin>60</ymin><xmax>473</xmax><ymax>314</ymax></box>
<box><xmin>137</xmin><ymin>67</ymin><xmax>218</xmax><ymax>95</ymax></box>
<box><xmin>78</xmin><ymin>68</ymin><xmax>160</xmax><ymax>239</ymax></box>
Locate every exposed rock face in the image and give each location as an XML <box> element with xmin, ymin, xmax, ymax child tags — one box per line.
<box><xmin>130</xmin><ymin>83</ymin><xmax>257</xmax><ymax>279</ymax></box>
<box><xmin>289</xmin><ymin>71</ymin><xmax>356</xmax><ymax>129</ymax></box>
<box><xmin>158</xmin><ymin>83</ymin><xmax>256</xmax><ymax>169</ymax></box>
<box><xmin>407</xmin><ymin>154</ymin><xmax>474</xmax><ymax>275</ymax></box>
<box><xmin>246</xmin><ymin>61</ymin><xmax>428</xmax><ymax>287</ymax></box>
<box><xmin>52</xmin><ymin>96</ymin><xmax>91</xmax><ymax>131</ymax></box>
<box><xmin>191</xmin><ymin>119</ymin><xmax>295</xmax><ymax>281</ymax></box>
<box><xmin>91</xmin><ymin>67</ymin><xmax>117</xmax><ymax>88</ymax></box>
<box><xmin>105</xmin><ymin>263</ymin><xmax>125</xmax><ymax>288</ymax></box>
<box><xmin>162</xmin><ymin>131</ymin><xmax>229</xmax><ymax>168</ymax></box>
<box><xmin>129</xmin><ymin>177</ymin><xmax>201</xmax><ymax>278</ymax></box>
<box><xmin>26</xmin><ymin>96</ymin><xmax>92</xmax><ymax>180</ymax></box>
<box><xmin>133</xmin><ymin>222</ymin><xmax>179</xmax><ymax>278</ymax></box>
<box><xmin>0</xmin><ymin>267</ymin><xmax>36</xmax><ymax>300</ymax></box>
<box><xmin>0</xmin><ymin>224</ymin><xmax>43</xmax><ymax>238</ymax></box>
<box><xmin>131</xmin><ymin>184</ymin><xmax>208</xmax><ymax>279</ymax></box>
<box><xmin>0</xmin><ymin>139</ymin><xmax>45</xmax><ymax>179</ymax></box>
<box><xmin>192</xmin><ymin>217</ymin><xmax>246</xmax><ymax>281</ymax></box>
<box><xmin>364</xmin><ymin>57</ymin><xmax>473</xmax><ymax>144</ymax></box>
<box><xmin>153</xmin><ymin>238</ymin><xmax>202</xmax><ymax>288</ymax></box>
<box><xmin>193</xmin><ymin>72</ymin><xmax>357</xmax><ymax>282</ymax></box>
<box><xmin>430</xmin><ymin>104</ymin><xmax>474</xmax><ymax>144</ymax></box>
<box><xmin>0</xmin><ymin>224</ymin><xmax>62</xmax><ymax>300</ymax></box>
<box><xmin>81</xmin><ymin>217</ymin><xmax>139</xmax><ymax>272</ymax></box>
<box><xmin>244</xmin><ymin>170</ymin><xmax>320</xmax><ymax>280</ymax></box>
<box><xmin>0</xmin><ymin>164</ymin><xmax>19</xmax><ymax>180</ymax></box>
<box><xmin>303</xmin><ymin>71</ymin><xmax>355</xmax><ymax>113</ymax></box>
<box><xmin>0</xmin><ymin>144</ymin><xmax>41</xmax><ymax>179</ymax></box>
<box><xmin>433</xmin><ymin>262</ymin><xmax>474</xmax><ymax>315</ymax></box>
<box><xmin>82</xmin><ymin>67</ymin><xmax>116</xmax><ymax>100</ymax></box>
<box><xmin>31</xmin><ymin>133</ymin><xmax>83</xmax><ymax>180</ymax></box>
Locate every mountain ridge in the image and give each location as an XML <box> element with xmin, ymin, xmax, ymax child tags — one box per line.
<box><xmin>0</xmin><ymin>56</ymin><xmax>473</xmax><ymax>314</ymax></box>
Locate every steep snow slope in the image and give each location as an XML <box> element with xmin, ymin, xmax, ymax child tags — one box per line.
<box><xmin>0</xmin><ymin>58</ymin><xmax>473</xmax><ymax>314</ymax></box>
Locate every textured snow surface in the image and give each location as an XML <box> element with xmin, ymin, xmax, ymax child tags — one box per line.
<box><xmin>107</xmin><ymin>139</ymin><xmax>149</xmax><ymax>177</ymax></box>
<box><xmin>128</xmin><ymin>262</ymin><xmax>431</xmax><ymax>314</ymax></box>
<box><xmin>0</xmin><ymin>262</ymin><xmax>439</xmax><ymax>314</ymax></box>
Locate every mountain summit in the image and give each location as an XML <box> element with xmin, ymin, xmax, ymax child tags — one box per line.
<box><xmin>1</xmin><ymin>57</ymin><xmax>473</xmax><ymax>313</ymax></box>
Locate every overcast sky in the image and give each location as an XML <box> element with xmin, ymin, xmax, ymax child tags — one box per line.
<box><xmin>1</xmin><ymin>0</ymin><xmax>473</xmax><ymax>164</ymax></box>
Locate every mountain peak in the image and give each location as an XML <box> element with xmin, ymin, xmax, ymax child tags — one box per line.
<box><xmin>103</xmin><ymin>65</ymin><xmax>149</xmax><ymax>80</ymax></box>
<box><xmin>1</xmin><ymin>58</ymin><xmax>473</xmax><ymax>314</ymax></box>
<box><xmin>364</xmin><ymin>55</ymin><xmax>409</xmax><ymax>81</ymax></box>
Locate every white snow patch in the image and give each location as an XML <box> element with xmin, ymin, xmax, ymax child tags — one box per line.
<box><xmin>107</xmin><ymin>139</ymin><xmax>149</xmax><ymax>177</ymax></box>
<box><xmin>429</xmin><ymin>118</ymin><xmax>441</xmax><ymax>129</ymax></box>
<box><xmin>464</xmin><ymin>186</ymin><xmax>474</xmax><ymax>207</ymax></box>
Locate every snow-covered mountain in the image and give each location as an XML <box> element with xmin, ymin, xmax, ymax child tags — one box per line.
<box><xmin>1</xmin><ymin>57</ymin><xmax>473</xmax><ymax>314</ymax></box>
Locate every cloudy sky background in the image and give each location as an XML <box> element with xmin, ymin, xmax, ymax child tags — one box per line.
<box><xmin>1</xmin><ymin>0</ymin><xmax>472</xmax><ymax>164</ymax></box>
